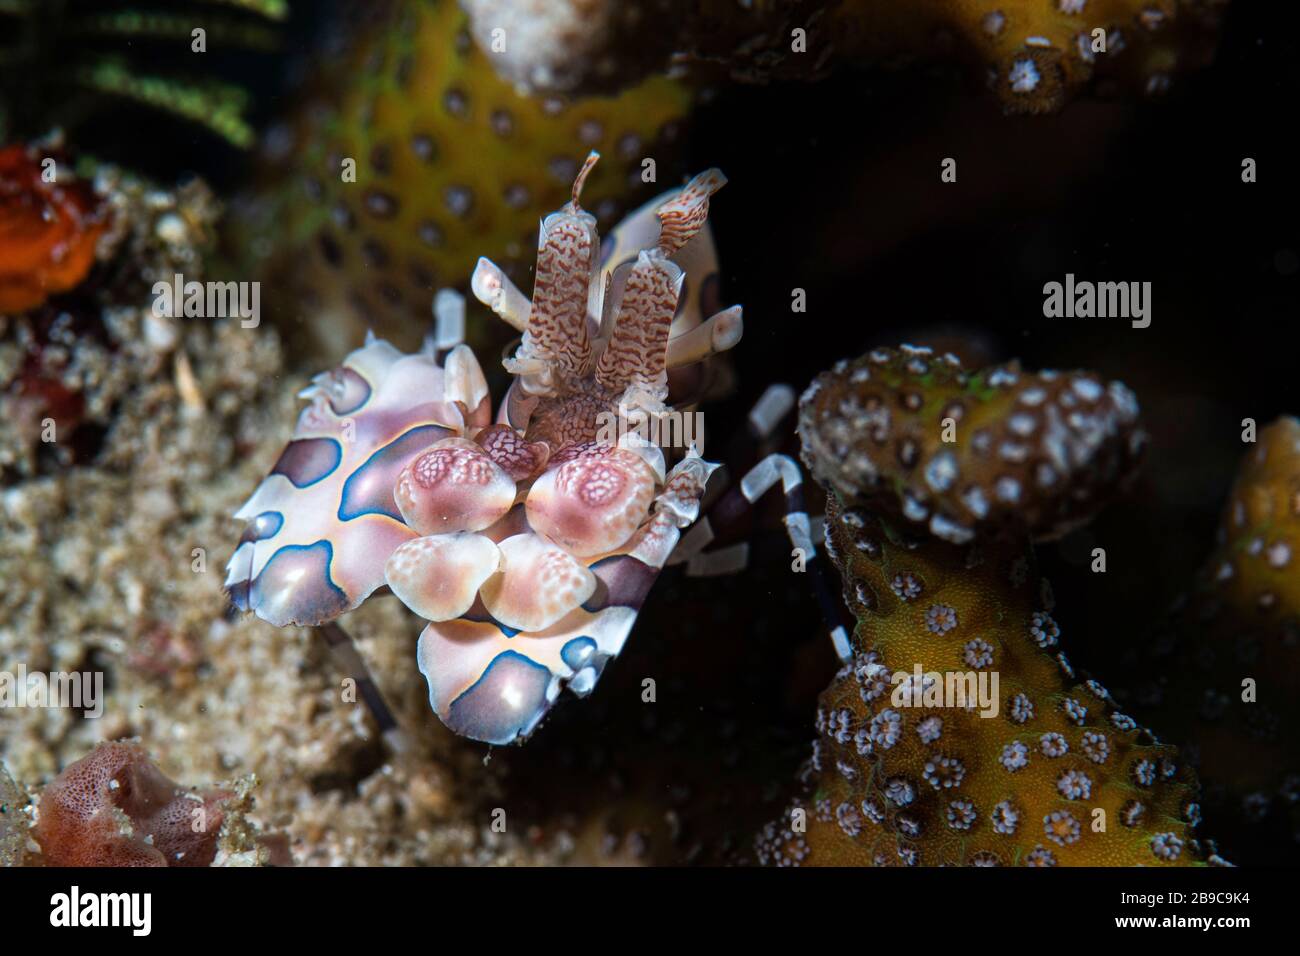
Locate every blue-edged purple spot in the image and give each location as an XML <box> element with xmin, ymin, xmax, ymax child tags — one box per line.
<box><xmin>250</xmin><ymin>540</ymin><xmax>349</xmax><ymax>627</ymax></box>
<box><xmin>241</xmin><ymin>511</ymin><xmax>284</xmax><ymax>543</ymax></box>
<box><xmin>446</xmin><ymin>650</ymin><xmax>553</xmax><ymax>745</ymax></box>
<box><xmin>561</xmin><ymin>636</ymin><xmax>598</xmax><ymax>671</ymax></box>
<box><xmin>338</xmin><ymin>424</ymin><xmax>451</xmax><ymax>522</ymax></box>
<box><xmin>272</xmin><ymin>438</ymin><xmax>342</xmax><ymax>488</ymax></box>
<box><xmin>325</xmin><ymin>367</ymin><xmax>372</xmax><ymax>415</ymax></box>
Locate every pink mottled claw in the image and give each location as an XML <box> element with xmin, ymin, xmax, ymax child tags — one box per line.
<box><xmin>656</xmin><ymin>168</ymin><xmax>727</xmax><ymax>257</ymax></box>
<box><xmin>593</xmin><ymin>170</ymin><xmax>728</xmax><ymax>393</ymax></box>
<box><xmin>385</xmin><ymin>533</ymin><xmax>501</xmax><ymax>621</ymax></box>
<box><xmin>475</xmin><ymin>423</ymin><xmax>550</xmax><ymax>481</ymax></box>
<box><xmin>526</xmin><ymin>443</ymin><xmax>659</xmax><ymax>557</ymax></box>
<box><xmin>657</xmin><ymin>449</ymin><xmax>721</xmax><ymax>527</ymax></box>
<box><xmin>395</xmin><ymin>438</ymin><xmax>517</xmax><ymax>535</ymax></box>
<box><xmin>479</xmin><ymin>533</ymin><xmax>598</xmax><ymax>631</ymax></box>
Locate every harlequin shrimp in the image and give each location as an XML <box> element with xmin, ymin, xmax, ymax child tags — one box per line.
<box><xmin>226</xmin><ymin>152</ymin><xmax>847</xmax><ymax>745</ymax></box>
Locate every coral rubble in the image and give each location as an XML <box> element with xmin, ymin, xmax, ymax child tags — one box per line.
<box><xmin>0</xmin><ymin>140</ymin><xmax>218</xmax><ymax>479</ymax></box>
<box><xmin>0</xmin><ymin>762</ymin><xmax>31</xmax><ymax>866</ymax></box>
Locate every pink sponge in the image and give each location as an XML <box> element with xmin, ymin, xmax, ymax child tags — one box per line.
<box><xmin>33</xmin><ymin>741</ymin><xmax>233</xmax><ymax>867</ymax></box>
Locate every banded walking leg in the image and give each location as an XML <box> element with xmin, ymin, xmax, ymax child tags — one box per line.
<box><xmin>667</xmin><ymin>384</ymin><xmax>852</xmax><ymax>661</ymax></box>
<box><xmin>319</xmin><ymin>621</ymin><xmax>409</xmax><ymax>753</ymax></box>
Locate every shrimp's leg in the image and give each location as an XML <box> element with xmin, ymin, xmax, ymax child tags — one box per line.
<box><xmin>668</xmin><ymin>385</ymin><xmax>852</xmax><ymax>661</ymax></box>
<box><xmin>319</xmin><ymin>621</ymin><xmax>409</xmax><ymax>753</ymax></box>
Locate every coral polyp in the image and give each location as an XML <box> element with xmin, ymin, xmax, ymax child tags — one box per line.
<box><xmin>228</xmin><ymin>155</ymin><xmax>742</xmax><ymax>745</ymax></box>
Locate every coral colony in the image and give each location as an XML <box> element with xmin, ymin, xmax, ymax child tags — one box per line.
<box><xmin>249</xmin><ymin>0</ymin><xmax>693</xmax><ymax>353</ymax></box>
<box><xmin>756</xmin><ymin>348</ymin><xmax>1214</xmax><ymax>867</ymax></box>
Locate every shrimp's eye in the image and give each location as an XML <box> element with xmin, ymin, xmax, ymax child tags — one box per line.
<box><xmin>395</xmin><ymin>438</ymin><xmax>517</xmax><ymax>535</ymax></box>
<box><xmin>525</xmin><ymin>443</ymin><xmax>657</xmax><ymax>557</ymax></box>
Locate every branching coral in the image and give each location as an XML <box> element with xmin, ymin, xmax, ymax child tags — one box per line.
<box><xmin>31</xmin><ymin>741</ymin><xmax>240</xmax><ymax>866</ymax></box>
<box><xmin>242</xmin><ymin>0</ymin><xmax>693</xmax><ymax>355</ymax></box>
<box><xmin>1126</xmin><ymin>418</ymin><xmax>1300</xmax><ymax>862</ymax></box>
<box><xmin>756</xmin><ymin>346</ymin><xmax>1219</xmax><ymax>866</ymax></box>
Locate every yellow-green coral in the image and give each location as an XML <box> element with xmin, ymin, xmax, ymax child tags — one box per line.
<box><xmin>830</xmin><ymin>0</ymin><xmax>1229</xmax><ymax>114</ymax></box>
<box><xmin>756</xmin><ymin>346</ymin><xmax>1220</xmax><ymax>866</ymax></box>
<box><xmin>756</xmin><ymin>499</ymin><xmax>1214</xmax><ymax>865</ymax></box>
<box><xmin>1132</xmin><ymin>418</ymin><xmax>1300</xmax><ymax>859</ymax></box>
<box><xmin>244</xmin><ymin>0</ymin><xmax>693</xmax><ymax>355</ymax></box>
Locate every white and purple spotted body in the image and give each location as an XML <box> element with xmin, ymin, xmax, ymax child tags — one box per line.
<box><xmin>226</xmin><ymin>154</ymin><xmax>742</xmax><ymax>744</ymax></box>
